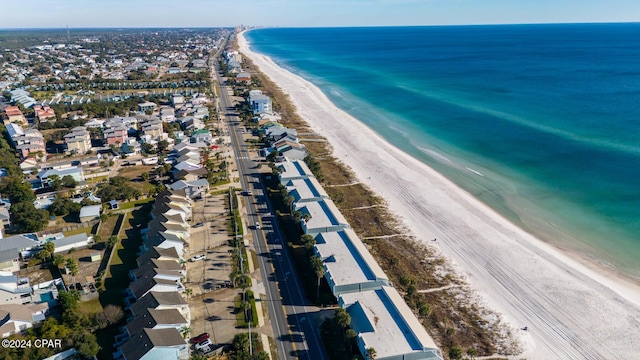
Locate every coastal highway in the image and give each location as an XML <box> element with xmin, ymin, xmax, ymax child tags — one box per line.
<box><xmin>212</xmin><ymin>61</ymin><xmax>327</xmax><ymax>359</ymax></box>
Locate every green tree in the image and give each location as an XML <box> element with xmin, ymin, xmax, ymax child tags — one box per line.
<box><xmin>366</xmin><ymin>347</ymin><xmax>377</xmax><ymax>360</ymax></box>
<box><xmin>232</xmin><ymin>332</ymin><xmax>250</xmax><ymax>357</ymax></box>
<box><xmin>61</xmin><ymin>175</ymin><xmax>77</xmax><ymax>188</ymax></box>
<box><xmin>335</xmin><ymin>308</ymin><xmax>351</xmax><ymax>330</ymax></box>
<box><xmin>66</xmin><ymin>258</ymin><xmax>79</xmax><ymax>286</ymax></box>
<box><xmin>157</xmin><ymin>139</ymin><xmax>170</xmax><ymax>153</ymax></box>
<box><xmin>449</xmin><ymin>347</ymin><xmax>463</xmax><ymax>360</ymax></box>
<box><xmin>10</xmin><ymin>202</ymin><xmax>49</xmax><ymax>232</ymax></box>
<box><xmin>71</xmin><ymin>329</ymin><xmax>100</xmax><ymax>357</ymax></box>
<box><xmin>301</xmin><ymin>234</ymin><xmax>315</xmax><ymax>251</ymax></box>
<box><xmin>53</xmin><ymin>254</ymin><xmax>65</xmax><ymax>269</ymax></box>
<box><xmin>310</xmin><ymin>255</ymin><xmax>325</xmax><ymax>300</ymax></box>
<box><xmin>48</xmin><ymin>174</ymin><xmax>62</xmax><ymax>190</ymax></box>
<box><xmin>107</xmin><ymin>236</ymin><xmax>118</xmax><ymax>248</ymax></box>
<box><xmin>141</xmin><ymin>172</ymin><xmax>149</xmax><ymax>181</ymax></box>
<box><xmin>0</xmin><ymin>176</ymin><xmax>36</xmax><ymax>203</ymax></box>
<box><xmin>38</xmin><ymin>242</ymin><xmax>55</xmax><ymax>262</ymax></box>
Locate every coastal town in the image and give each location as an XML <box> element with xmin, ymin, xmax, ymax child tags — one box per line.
<box><xmin>0</xmin><ymin>27</ymin><xmax>508</xmax><ymax>360</ymax></box>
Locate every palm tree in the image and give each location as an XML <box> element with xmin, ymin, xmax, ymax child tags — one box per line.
<box><xmin>366</xmin><ymin>347</ymin><xmax>377</xmax><ymax>360</ymax></box>
<box><xmin>66</xmin><ymin>258</ymin><xmax>79</xmax><ymax>287</ymax></box>
<box><xmin>53</xmin><ymin>254</ymin><xmax>65</xmax><ymax>269</ymax></box>
<box><xmin>184</xmin><ymin>288</ymin><xmax>193</xmax><ymax>299</ymax></box>
<box><xmin>310</xmin><ymin>255</ymin><xmax>325</xmax><ymax>300</ymax></box>
<box><xmin>179</xmin><ymin>326</ymin><xmax>191</xmax><ymax>339</ymax></box>
<box><xmin>301</xmin><ymin>234</ymin><xmax>315</xmax><ymax>251</ymax></box>
<box><xmin>39</xmin><ymin>242</ymin><xmax>55</xmax><ymax>262</ymax></box>
<box><xmin>334</xmin><ymin>308</ymin><xmax>351</xmax><ymax>330</ymax></box>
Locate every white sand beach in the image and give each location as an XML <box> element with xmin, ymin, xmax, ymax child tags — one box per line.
<box><xmin>238</xmin><ymin>31</ymin><xmax>640</xmax><ymax>359</ymax></box>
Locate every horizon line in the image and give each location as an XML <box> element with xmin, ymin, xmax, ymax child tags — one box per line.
<box><xmin>1</xmin><ymin>20</ymin><xmax>639</xmax><ymax>31</ymax></box>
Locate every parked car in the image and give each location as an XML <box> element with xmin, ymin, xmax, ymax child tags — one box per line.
<box><xmin>245</xmin><ymin>190</ymin><xmax>253</xmax><ymax>196</ymax></box>
<box><xmin>255</xmin><ymin>222</ymin><xmax>261</xmax><ymax>229</ymax></box>
<box><xmin>193</xmin><ymin>222</ymin><xmax>205</xmax><ymax>228</ymax></box>
<box><xmin>189</xmin><ymin>254</ymin><xmax>206</xmax><ymax>262</ymax></box>
<box><xmin>195</xmin><ymin>339</ymin><xmax>212</xmax><ymax>351</ymax></box>
<box><xmin>191</xmin><ymin>333</ymin><xmax>210</xmax><ymax>344</ymax></box>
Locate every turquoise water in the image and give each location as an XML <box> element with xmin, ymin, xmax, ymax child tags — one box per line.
<box><xmin>246</xmin><ymin>24</ymin><xmax>640</xmax><ymax>281</ymax></box>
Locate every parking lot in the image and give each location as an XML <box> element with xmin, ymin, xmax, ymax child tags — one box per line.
<box><xmin>184</xmin><ymin>193</ymin><xmax>245</xmax><ymax>350</ymax></box>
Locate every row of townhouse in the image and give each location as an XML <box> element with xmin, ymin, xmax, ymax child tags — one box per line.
<box><xmin>114</xmin><ymin>189</ymin><xmax>193</xmax><ymax>360</ymax></box>
<box><xmin>276</xmin><ymin>159</ymin><xmax>444</xmax><ymax>360</ymax></box>
<box><xmin>5</xmin><ymin>123</ymin><xmax>47</xmax><ymax>160</ymax></box>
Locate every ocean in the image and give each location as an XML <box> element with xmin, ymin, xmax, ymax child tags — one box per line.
<box><xmin>245</xmin><ymin>24</ymin><xmax>640</xmax><ymax>281</ymax></box>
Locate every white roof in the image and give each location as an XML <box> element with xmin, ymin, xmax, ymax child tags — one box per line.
<box><xmin>295</xmin><ymin>199</ymin><xmax>349</xmax><ymax>233</ymax></box>
<box><xmin>340</xmin><ymin>286</ymin><xmax>442</xmax><ymax>360</ymax></box>
<box><xmin>287</xmin><ymin>177</ymin><xmax>328</xmax><ymax>202</ymax></box>
<box><xmin>79</xmin><ymin>205</ymin><xmax>101</xmax><ymax>218</ymax></box>
<box><xmin>314</xmin><ymin>229</ymin><xmax>389</xmax><ymax>295</ymax></box>
<box><xmin>277</xmin><ymin>160</ymin><xmax>314</xmax><ymax>183</ymax></box>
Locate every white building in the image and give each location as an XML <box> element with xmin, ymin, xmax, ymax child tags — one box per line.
<box><xmin>0</xmin><ymin>303</ymin><xmax>48</xmax><ymax>338</ymax></box>
<box><xmin>295</xmin><ymin>199</ymin><xmax>350</xmax><ymax>235</ymax></box>
<box><xmin>314</xmin><ymin>229</ymin><xmax>390</xmax><ymax>295</ymax></box>
<box><xmin>339</xmin><ymin>286</ymin><xmax>443</xmax><ymax>360</ymax></box>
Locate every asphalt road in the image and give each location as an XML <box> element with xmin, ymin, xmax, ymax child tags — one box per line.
<box><xmin>212</xmin><ymin>61</ymin><xmax>327</xmax><ymax>359</ymax></box>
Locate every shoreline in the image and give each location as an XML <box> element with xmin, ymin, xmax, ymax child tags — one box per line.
<box><xmin>238</xmin><ymin>30</ymin><xmax>640</xmax><ymax>359</ymax></box>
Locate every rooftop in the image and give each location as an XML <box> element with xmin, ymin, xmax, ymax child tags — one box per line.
<box><xmin>339</xmin><ymin>286</ymin><xmax>442</xmax><ymax>360</ymax></box>
<box><xmin>129</xmin><ymin>291</ymin><xmax>187</xmax><ymax>316</ymax></box>
<box><xmin>287</xmin><ymin>177</ymin><xmax>329</xmax><ymax>203</ymax></box>
<box><xmin>277</xmin><ymin>160</ymin><xmax>314</xmax><ymax>184</ymax></box>
<box><xmin>295</xmin><ymin>199</ymin><xmax>350</xmax><ymax>234</ymax></box>
<box><xmin>314</xmin><ymin>229</ymin><xmax>389</xmax><ymax>295</ymax></box>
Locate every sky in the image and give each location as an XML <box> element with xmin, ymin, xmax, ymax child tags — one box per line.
<box><xmin>2</xmin><ymin>0</ymin><xmax>640</xmax><ymax>28</ymax></box>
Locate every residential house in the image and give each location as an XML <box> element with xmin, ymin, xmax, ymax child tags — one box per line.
<box><xmin>104</xmin><ymin>125</ymin><xmax>128</xmax><ymax>145</ymax></box>
<box><xmin>0</xmin><ymin>271</ymin><xmax>32</xmax><ymax>304</ymax></box>
<box><xmin>128</xmin><ymin>291</ymin><xmax>190</xmax><ymax>322</ymax></box>
<box><xmin>64</xmin><ymin>126</ymin><xmax>92</xmax><ymax>154</ymax></box>
<box><xmin>139</xmin><ymin>102</ymin><xmax>158</xmax><ymax>113</ymax></box>
<box><xmin>38</xmin><ymin>167</ymin><xmax>84</xmax><ymax>188</ymax></box>
<box><xmin>141</xmin><ymin>119</ymin><xmax>164</xmax><ymax>140</ymax></box>
<box><xmin>248</xmin><ymin>90</ymin><xmax>272</xmax><ymax>114</ymax></box>
<box><xmin>121</xmin><ymin>138</ymin><xmax>142</xmax><ymax>155</ymax></box>
<box><xmin>159</xmin><ymin>108</ymin><xmax>175</xmax><ymax>122</ymax></box>
<box><xmin>48</xmin><ymin>233</ymin><xmax>93</xmax><ymax>254</ymax></box>
<box><xmin>136</xmin><ymin>246</ymin><xmax>182</xmax><ymax>266</ymax></box>
<box><xmin>127</xmin><ymin>272</ymin><xmax>183</xmax><ymax>300</ymax></box>
<box><xmin>33</xmin><ymin>105</ymin><xmax>56</xmax><ymax>122</ymax></box>
<box><xmin>172</xmin><ymin>168</ymin><xmax>208</xmax><ymax>182</ymax></box>
<box><xmin>171</xmin><ymin>95</ymin><xmax>184</xmax><ymax>107</ymax></box>
<box><xmin>142</xmin><ymin>232</ymin><xmax>186</xmax><ymax>258</ymax></box>
<box><xmin>116</xmin><ymin>328</ymin><xmax>188</xmax><ymax>360</ymax></box>
<box><xmin>123</xmin><ymin>309</ymin><xmax>188</xmax><ymax>341</ymax></box>
<box><xmin>190</xmin><ymin>129</ymin><xmax>212</xmax><ymax>144</ymax></box>
<box><xmin>169</xmin><ymin>179</ymin><xmax>209</xmax><ymax>199</ymax></box>
<box><xmin>79</xmin><ymin>205</ymin><xmax>101</xmax><ymax>222</ymax></box>
<box><xmin>0</xmin><ymin>303</ymin><xmax>48</xmax><ymax>338</ymax></box>
<box><xmin>236</xmin><ymin>72</ymin><xmax>251</xmax><ymax>82</ymax></box>
<box><xmin>3</xmin><ymin>106</ymin><xmax>26</xmax><ymax>125</ymax></box>
<box><xmin>0</xmin><ymin>235</ymin><xmax>42</xmax><ymax>272</ymax></box>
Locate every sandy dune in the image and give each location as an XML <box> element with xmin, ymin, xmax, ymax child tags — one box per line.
<box><xmin>238</xmin><ymin>31</ymin><xmax>640</xmax><ymax>359</ymax></box>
